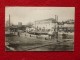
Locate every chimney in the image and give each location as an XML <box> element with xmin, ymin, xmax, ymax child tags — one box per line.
<box><xmin>55</xmin><ymin>15</ymin><xmax>58</xmax><ymax>22</ymax></box>
<box><xmin>9</xmin><ymin>14</ymin><xmax>10</xmax><ymax>27</ymax></box>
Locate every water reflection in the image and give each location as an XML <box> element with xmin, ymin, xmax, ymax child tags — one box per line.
<box><xmin>6</xmin><ymin>36</ymin><xmax>74</xmax><ymax>51</ymax></box>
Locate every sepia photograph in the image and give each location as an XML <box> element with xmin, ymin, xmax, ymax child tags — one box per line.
<box><xmin>5</xmin><ymin>7</ymin><xmax>75</xmax><ymax>51</ymax></box>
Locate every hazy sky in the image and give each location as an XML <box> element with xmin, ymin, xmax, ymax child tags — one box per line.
<box><xmin>5</xmin><ymin>7</ymin><xmax>75</xmax><ymax>25</ymax></box>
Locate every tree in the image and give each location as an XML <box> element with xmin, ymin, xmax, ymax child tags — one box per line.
<box><xmin>26</xmin><ymin>22</ymin><xmax>33</xmax><ymax>28</ymax></box>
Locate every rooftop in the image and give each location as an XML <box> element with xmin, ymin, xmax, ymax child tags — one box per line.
<box><xmin>35</xmin><ymin>18</ymin><xmax>57</xmax><ymax>23</ymax></box>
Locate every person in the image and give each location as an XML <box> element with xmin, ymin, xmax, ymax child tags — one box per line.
<box><xmin>48</xmin><ymin>30</ymin><xmax>54</xmax><ymax>39</ymax></box>
<box><xmin>17</xmin><ymin>30</ymin><xmax>20</xmax><ymax>37</ymax></box>
<box><xmin>51</xmin><ymin>32</ymin><xmax>55</xmax><ymax>39</ymax></box>
<box><xmin>62</xmin><ymin>32</ymin><xmax>66</xmax><ymax>39</ymax></box>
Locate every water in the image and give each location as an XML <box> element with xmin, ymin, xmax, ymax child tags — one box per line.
<box><xmin>5</xmin><ymin>36</ymin><xmax>74</xmax><ymax>51</ymax></box>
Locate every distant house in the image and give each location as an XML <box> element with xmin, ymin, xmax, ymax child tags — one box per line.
<box><xmin>9</xmin><ymin>24</ymin><xmax>26</xmax><ymax>32</ymax></box>
<box><xmin>58</xmin><ymin>22</ymin><xmax>64</xmax><ymax>32</ymax></box>
<box><xmin>63</xmin><ymin>24</ymin><xmax>74</xmax><ymax>33</ymax></box>
<box><xmin>10</xmin><ymin>25</ymin><xmax>18</xmax><ymax>32</ymax></box>
<box><xmin>58</xmin><ymin>19</ymin><xmax>74</xmax><ymax>32</ymax></box>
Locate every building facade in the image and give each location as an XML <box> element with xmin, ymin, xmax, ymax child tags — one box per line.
<box><xmin>58</xmin><ymin>19</ymin><xmax>74</xmax><ymax>32</ymax></box>
<box><xmin>34</xmin><ymin>18</ymin><xmax>57</xmax><ymax>32</ymax></box>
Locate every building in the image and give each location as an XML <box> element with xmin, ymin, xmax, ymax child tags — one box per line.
<box><xmin>18</xmin><ymin>22</ymin><xmax>22</xmax><ymax>27</ymax></box>
<box><xmin>58</xmin><ymin>19</ymin><xmax>74</xmax><ymax>32</ymax></box>
<box><xmin>34</xmin><ymin>18</ymin><xmax>57</xmax><ymax>32</ymax></box>
<box><xmin>58</xmin><ymin>22</ymin><xmax>64</xmax><ymax>32</ymax></box>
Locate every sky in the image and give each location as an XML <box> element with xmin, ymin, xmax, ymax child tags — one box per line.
<box><xmin>5</xmin><ymin>7</ymin><xmax>75</xmax><ymax>25</ymax></box>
